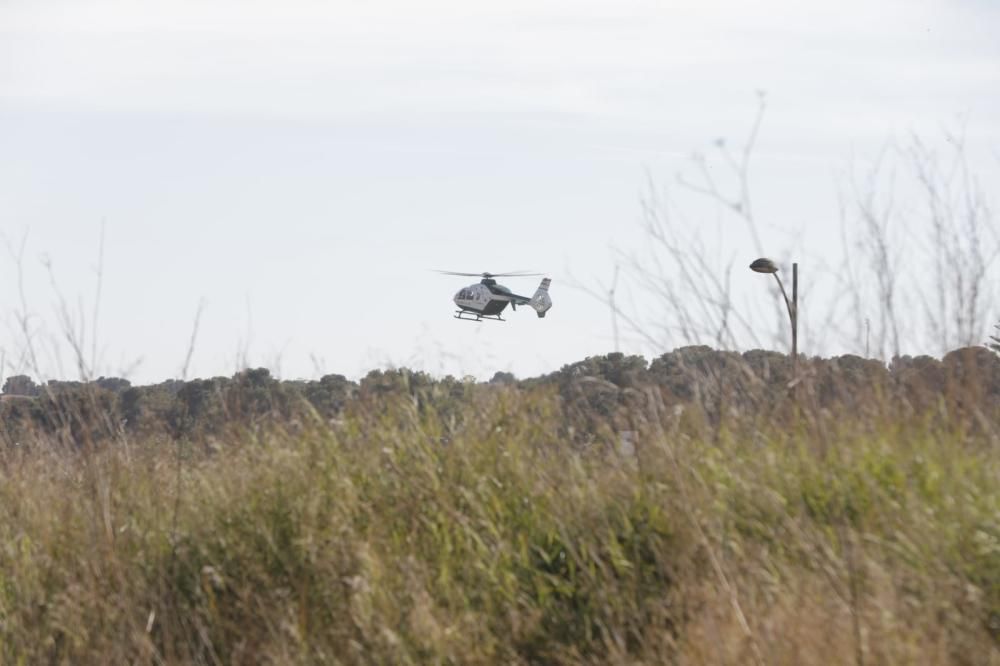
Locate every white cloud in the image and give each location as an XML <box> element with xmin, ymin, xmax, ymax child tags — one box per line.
<box><xmin>3</xmin><ymin>0</ymin><xmax>995</xmax><ymax>124</ymax></box>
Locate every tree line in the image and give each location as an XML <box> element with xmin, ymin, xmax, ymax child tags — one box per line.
<box><xmin>2</xmin><ymin>345</ymin><xmax>998</xmax><ymax>449</ymax></box>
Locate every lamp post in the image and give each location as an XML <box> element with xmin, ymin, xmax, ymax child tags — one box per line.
<box><xmin>750</xmin><ymin>258</ymin><xmax>798</xmax><ymax>376</ymax></box>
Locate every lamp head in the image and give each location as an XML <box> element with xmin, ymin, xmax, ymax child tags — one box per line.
<box><xmin>750</xmin><ymin>258</ymin><xmax>779</xmax><ymax>274</ymax></box>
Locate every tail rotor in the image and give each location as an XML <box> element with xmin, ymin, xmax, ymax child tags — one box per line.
<box><xmin>529</xmin><ymin>278</ymin><xmax>553</xmax><ymax>318</ymax></box>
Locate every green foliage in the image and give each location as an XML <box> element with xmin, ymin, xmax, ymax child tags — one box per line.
<box><xmin>1</xmin><ymin>349</ymin><xmax>1000</xmax><ymax>661</ymax></box>
<box><xmin>6</xmin><ymin>348</ymin><xmax>1000</xmax><ymax>449</ymax></box>
<box><xmin>2</xmin><ymin>374</ymin><xmax>39</xmax><ymax>397</ymax></box>
<box><xmin>0</xmin><ymin>383</ymin><xmax>998</xmax><ymax>663</ymax></box>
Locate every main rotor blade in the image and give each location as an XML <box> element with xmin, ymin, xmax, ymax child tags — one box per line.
<box><xmin>433</xmin><ymin>270</ymin><xmax>543</xmax><ymax>278</ymax></box>
<box><xmin>434</xmin><ymin>270</ymin><xmax>485</xmax><ymax>277</ymax></box>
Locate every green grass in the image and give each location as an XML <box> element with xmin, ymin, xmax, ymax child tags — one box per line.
<box><xmin>0</xmin><ymin>387</ymin><xmax>998</xmax><ymax>664</ymax></box>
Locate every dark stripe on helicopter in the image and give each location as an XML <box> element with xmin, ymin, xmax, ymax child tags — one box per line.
<box><xmin>458</xmin><ymin>300</ymin><xmax>509</xmax><ymax>316</ymax></box>
<box><xmin>483</xmin><ymin>283</ymin><xmax>531</xmax><ymax>302</ymax></box>
<box><xmin>481</xmin><ymin>300</ymin><xmax>509</xmax><ymax>315</ymax></box>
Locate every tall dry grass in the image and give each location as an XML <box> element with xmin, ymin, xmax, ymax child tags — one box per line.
<box><xmin>0</xmin><ymin>379</ymin><xmax>997</xmax><ymax>664</ymax></box>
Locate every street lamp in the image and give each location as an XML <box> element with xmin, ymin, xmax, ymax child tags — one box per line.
<box><xmin>750</xmin><ymin>258</ymin><xmax>798</xmax><ymax>375</ymax></box>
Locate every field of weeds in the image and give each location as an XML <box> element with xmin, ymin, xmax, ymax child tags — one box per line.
<box><xmin>1</xmin><ymin>356</ymin><xmax>998</xmax><ymax>664</ymax></box>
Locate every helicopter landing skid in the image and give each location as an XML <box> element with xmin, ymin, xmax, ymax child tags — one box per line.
<box><xmin>454</xmin><ymin>310</ymin><xmax>505</xmax><ymax>322</ymax></box>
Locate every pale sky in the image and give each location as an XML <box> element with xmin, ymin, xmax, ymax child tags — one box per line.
<box><xmin>2</xmin><ymin>0</ymin><xmax>998</xmax><ymax>383</ymax></box>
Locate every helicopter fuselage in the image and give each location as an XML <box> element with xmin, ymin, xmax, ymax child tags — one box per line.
<box><xmin>443</xmin><ymin>274</ymin><xmax>552</xmax><ymax>321</ymax></box>
<box><xmin>453</xmin><ymin>279</ymin><xmax>521</xmax><ymax>320</ymax></box>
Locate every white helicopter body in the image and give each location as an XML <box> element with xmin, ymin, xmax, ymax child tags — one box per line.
<box><xmin>439</xmin><ymin>271</ymin><xmax>553</xmax><ymax>321</ymax></box>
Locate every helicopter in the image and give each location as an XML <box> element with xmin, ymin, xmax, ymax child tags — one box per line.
<box><xmin>436</xmin><ymin>271</ymin><xmax>552</xmax><ymax>321</ymax></box>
